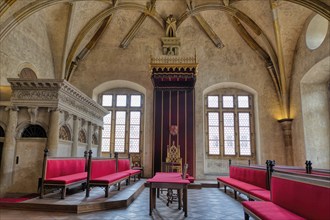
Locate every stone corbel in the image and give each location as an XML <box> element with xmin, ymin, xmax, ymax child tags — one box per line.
<box><xmin>64</xmin><ymin>111</ymin><xmax>73</xmax><ymax>124</ymax></box>
<box><xmin>278</xmin><ymin>118</ymin><xmax>293</xmax><ymax>165</ymax></box>
<box><xmin>28</xmin><ymin>107</ymin><xmax>38</xmax><ymax>124</ymax></box>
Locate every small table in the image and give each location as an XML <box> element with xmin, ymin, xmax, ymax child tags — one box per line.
<box><xmin>147</xmin><ymin>172</ymin><xmax>190</xmax><ymax>217</ymax></box>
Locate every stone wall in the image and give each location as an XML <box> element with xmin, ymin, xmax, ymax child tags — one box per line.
<box><xmin>0</xmin><ymin>12</ymin><xmax>55</xmax><ymax>85</ymax></box>
<box><xmin>290</xmin><ymin>13</ymin><xmax>330</xmax><ymax>168</ymax></box>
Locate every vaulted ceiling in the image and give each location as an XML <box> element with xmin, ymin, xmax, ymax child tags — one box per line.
<box><xmin>1</xmin><ymin>0</ymin><xmax>329</xmax><ymax>118</ymax></box>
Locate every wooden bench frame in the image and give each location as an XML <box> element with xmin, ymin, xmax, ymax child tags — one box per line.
<box><xmin>85</xmin><ymin>151</ymin><xmax>131</xmax><ymax>198</ymax></box>
<box><xmin>39</xmin><ymin>149</ymin><xmax>88</xmax><ymax>199</ymax></box>
<box><xmin>243</xmin><ymin>170</ymin><xmax>330</xmax><ymax>220</ymax></box>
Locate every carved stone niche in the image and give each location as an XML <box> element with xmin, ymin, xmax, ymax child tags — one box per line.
<box><xmin>161</xmin><ymin>37</ymin><xmax>181</xmax><ymax>55</ymax></box>
<box><xmin>162</xmin><ymin>15</ymin><xmax>180</xmax><ymax>56</ymax></box>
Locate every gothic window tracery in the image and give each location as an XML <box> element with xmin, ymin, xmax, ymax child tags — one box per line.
<box><xmin>21</xmin><ymin>124</ymin><xmax>47</xmax><ymax>138</ymax></box>
<box><xmin>59</xmin><ymin>125</ymin><xmax>71</xmax><ymax>141</ymax></box>
<box><xmin>78</xmin><ymin>130</ymin><xmax>87</xmax><ymax>143</ymax></box>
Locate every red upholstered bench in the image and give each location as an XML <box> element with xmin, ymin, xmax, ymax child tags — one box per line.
<box><xmin>217</xmin><ymin>165</ymin><xmax>270</xmax><ymax>201</ymax></box>
<box><xmin>86</xmin><ymin>158</ymin><xmax>130</xmax><ymax>197</ymax></box>
<box><xmin>242</xmin><ymin>171</ymin><xmax>330</xmax><ymax>220</ymax></box>
<box><xmin>40</xmin><ymin>151</ymin><xmax>87</xmax><ymax>199</ymax></box>
<box><xmin>117</xmin><ymin>159</ymin><xmax>141</xmax><ymax>183</ymax></box>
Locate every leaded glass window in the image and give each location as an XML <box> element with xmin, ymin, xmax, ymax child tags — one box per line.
<box><xmin>102</xmin><ymin>112</ymin><xmax>112</xmax><ymax>152</ymax></box>
<box><xmin>100</xmin><ymin>89</ymin><xmax>144</xmax><ymax>155</ymax></box>
<box><xmin>129</xmin><ymin>111</ymin><xmax>140</xmax><ymax>153</ymax></box>
<box><xmin>205</xmin><ymin>89</ymin><xmax>254</xmax><ymax>158</ymax></box>
<box><xmin>208</xmin><ymin>112</ymin><xmax>220</xmax><ymax>155</ymax></box>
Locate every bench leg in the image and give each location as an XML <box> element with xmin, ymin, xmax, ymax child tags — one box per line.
<box><xmin>224</xmin><ymin>185</ymin><xmax>227</xmax><ymax>193</ymax></box>
<box><xmin>217</xmin><ymin>182</ymin><xmax>220</xmax><ymax>188</ymax></box>
<box><xmin>61</xmin><ymin>187</ymin><xmax>66</xmax><ymax>199</ymax></box>
<box><xmin>40</xmin><ymin>184</ymin><xmax>44</xmax><ymax>199</ymax></box>
<box><xmin>234</xmin><ymin>190</ymin><xmax>237</xmax><ymax>199</ymax></box>
<box><xmin>105</xmin><ymin>186</ymin><xmax>109</xmax><ymax>197</ymax></box>
<box><xmin>118</xmin><ymin>182</ymin><xmax>121</xmax><ymax>191</ymax></box>
<box><xmin>244</xmin><ymin>212</ymin><xmax>250</xmax><ymax>220</ymax></box>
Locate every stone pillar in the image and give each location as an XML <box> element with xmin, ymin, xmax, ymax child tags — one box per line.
<box><xmin>0</xmin><ymin>107</ymin><xmax>18</xmax><ymax>195</ymax></box>
<box><xmin>47</xmin><ymin>109</ymin><xmax>60</xmax><ymax>156</ymax></box>
<box><xmin>278</xmin><ymin>118</ymin><xmax>293</xmax><ymax>165</ymax></box>
<box><xmin>87</xmin><ymin>122</ymin><xmax>92</xmax><ymax>152</ymax></box>
<box><xmin>71</xmin><ymin>116</ymin><xmax>79</xmax><ymax>157</ymax></box>
<box><xmin>97</xmin><ymin>126</ymin><xmax>102</xmax><ymax>157</ymax></box>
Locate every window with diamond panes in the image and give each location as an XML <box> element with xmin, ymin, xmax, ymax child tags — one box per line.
<box><xmin>223</xmin><ymin>112</ymin><xmax>235</xmax><ymax>155</ymax></box>
<box><xmin>205</xmin><ymin>91</ymin><xmax>254</xmax><ymax>159</ymax></box>
<box><xmin>208</xmin><ymin>96</ymin><xmax>219</xmax><ymax>108</ymax></box>
<box><xmin>102</xmin><ymin>95</ymin><xmax>112</xmax><ymax>107</ymax></box>
<box><xmin>238</xmin><ymin>96</ymin><xmax>249</xmax><ymax>108</ymax></box>
<box><xmin>102</xmin><ymin>112</ymin><xmax>112</xmax><ymax>152</ymax></box>
<box><xmin>114</xmin><ymin>111</ymin><xmax>126</xmax><ymax>152</ymax></box>
<box><xmin>101</xmin><ymin>90</ymin><xmax>144</xmax><ymax>155</ymax></box>
<box><xmin>222</xmin><ymin>96</ymin><xmax>234</xmax><ymax>108</ymax></box>
<box><xmin>131</xmin><ymin>95</ymin><xmax>141</xmax><ymax>107</ymax></box>
<box><xmin>129</xmin><ymin>111</ymin><xmax>140</xmax><ymax>153</ymax></box>
<box><xmin>208</xmin><ymin>112</ymin><xmax>220</xmax><ymax>154</ymax></box>
<box><xmin>239</xmin><ymin>113</ymin><xmax>251</xmax><ymax>155</ymax></box>
<box><xmin>116</xmin><ymin>95</ymin><xmax>127</xmax><ymax>107</ymax></box>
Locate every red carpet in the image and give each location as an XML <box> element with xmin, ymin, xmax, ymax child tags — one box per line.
<box><xmin>0</xmin><ymin>193</ymin><xmax>38</xmax><ymax>203</ymax></box>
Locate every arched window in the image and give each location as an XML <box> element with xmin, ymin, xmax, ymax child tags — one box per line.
<box><xmin>78</xmin><ymin>130</ymin><xmax>87</xmax><ymax>143</ymax></box>
<box><xmin>100</xmin><ymin>88</ymin><xmax>144</xmax><ymax>154</ymax></box>
<box><xmin>21</xmin><ymin>125</ymin><xmax>47</xmax><ymax>138</ymax></box>
<box><xmin>59</xmin><ymin>125</ymin><xmax>71</xmax><ymax>141</ymax></box>
<box><xmin>205</xmin><ymin>88</ymin><xmax>255</xmax><ymax>158</ymax></box>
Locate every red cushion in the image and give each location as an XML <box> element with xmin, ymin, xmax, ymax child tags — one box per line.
<box><xmin>125</xmin><ymin>169</ymin><xmax>141</xmax><ymax>176</ymax></box>
<box><xmin>46</xmin><ymin>159</ymin><xmax>86</xmax><ymax>179</ymax></box>
<box><xmin>117</xmin><ymin>159</ymin><xmax>131</xmax><ymax>172</ymax></box>
<box><xmin>218</xmin><ymin>177</ymin><xmax>264</xmax><ymax>192</ymax></box>
<box><xmin>90</xmin><ymin>172</ymin><xmax>129</xmax><ymax>184</ymax></box>
<box><xmin>91</xmin><ymin>159</ymin><xmax>116</xmax><ymax>179</ymax></box>
<box><xmin>187</xmin><ymin>175</ymin><xmax>195</xmax><ymax>183</ymax></box>
<box><xmin>249</xmin><ymin>189</ymin><xmax>271</xmax><ymax>201</ymax></box>
<box><xmin>272</xmin><ymin>176</ymin><xmax>330</xmax><ymax>219</ymax></box>
<box><xmin>242</xmin><ymin>201</ymin><xmax>304</xmax><ymax>220</ymax></box>
<box><xmin>229</xmin><ymin>166</ymin><xmax>267</xmax><ymax>189</ymax></box>
<box><xmin>45</xmin><ymin>172</ymin><xmax>87</xmax><ymax>184</ymax></box>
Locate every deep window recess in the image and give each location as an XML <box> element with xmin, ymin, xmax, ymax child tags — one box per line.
<box><xmin>21</xmin><ymin>125</ymin><xmax>47</xmax><ymax>138</ymax></box>
<box><xmin>100</xmin><ymin>89</ymin><xmax>144</xmax><ymax>154</ymax></box>
<box><xmin>205</xmin><ymin>89</ymin><xmax>255</xmax><ymax>159</ymax></box>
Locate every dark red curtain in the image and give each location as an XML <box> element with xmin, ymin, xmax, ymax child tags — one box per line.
<box><xmin>153</xmin><ymin>89</ymin><xmax>195</xmax><ymax>176</ymax></box>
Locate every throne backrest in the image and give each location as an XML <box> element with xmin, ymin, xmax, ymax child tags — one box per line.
<box><xmin>166</xmin><ymin>141</ymin><xmax>182</xmax><ymax>164</ymax></box>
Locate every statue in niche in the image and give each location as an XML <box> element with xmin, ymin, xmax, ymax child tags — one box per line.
<box><xmin>165</xmin><ymin>15</ymin><xmax>177</xmax><ymax>37</ymax></box>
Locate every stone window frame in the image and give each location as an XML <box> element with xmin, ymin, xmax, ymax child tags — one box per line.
<box><xmin>100</xmin><ymin>88</ymin><xmax>144</xmax><ymax>154</ymax></box>
<box><xmin>205</xmin><ymin>88</ymin><xmax>256</xmax><ymax>159</ymax></box>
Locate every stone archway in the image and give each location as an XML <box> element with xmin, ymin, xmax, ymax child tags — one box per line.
<box><xmin>301</xmin><ymin>56</ymin><xmax>330</xmax><ymax>169</ymax></box>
